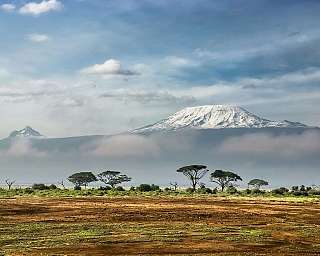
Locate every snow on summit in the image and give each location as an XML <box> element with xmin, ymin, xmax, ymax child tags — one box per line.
<box><xmin>133</xmin><ymin>105</ymin><xmax>308</xmax><ymax>133</ymax></box>
<box><xmin>9</xmin><ymin>126</ymin><xmax>44</xmax><ymax>138</ymax></box>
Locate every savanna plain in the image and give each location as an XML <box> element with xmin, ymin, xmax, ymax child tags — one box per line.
<box><xmin>0</xmin><ymin>193</ymin><xmax>320</xmax><ymax>255</ymax></box>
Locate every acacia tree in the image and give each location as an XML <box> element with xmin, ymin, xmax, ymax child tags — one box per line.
<box><xmin>210</xmin><ymin>170</ymin><xmax>242</xmax><ymax>191</ymax></box>
<box><xmin>177</xmin><ymin>165</ymin><xmax>209</xmax><ymax>191</ymax></box>
<box><xmin>68</xmin><ymin>172</ymin><xmax>97</xmax><ymax>189</ymax></box>
<box><xmin>5</xmin><ymin>179</ymin><xmax>15</xmax><ymax>190</ymax></box>
<box><xmin>97</xmin><ymin>171</ymin><xmax>131</xmax><ymax>188</ymax></box>
<box><xmin>248</xmin><ymin>179</ymin><xmax>269</xmax><ymax>190</ymax></box>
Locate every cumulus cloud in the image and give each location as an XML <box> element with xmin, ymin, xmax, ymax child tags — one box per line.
<box><xmin>28</xmin><ymin>33</ymin><xmax>50</xmax><ymax>43</ymax></box>
<box><xmin>0</xmin><ymin>3</ymin><xmax>15</xmax><ymax>12</ymax></box>
<box><xmin>80</xmin><ymin>59</ymin><xmax>138</xmax><ymax>76</ymax></box>
<box><xmin>219</xmin><ymin>130</ymin><xmax>320</xmax><ymax>157</ymax></box>
<box><xmin>19</xmin><ymin>0</ymin><xmax>62</xmax><ymax>16</ymax></box>
<box><xmin>87</xmin><ymin>135</ymin><xmax>160</xmax><ymax>158</ymax></box>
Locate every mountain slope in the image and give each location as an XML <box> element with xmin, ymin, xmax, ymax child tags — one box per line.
<box><xmin>133</xmin><ymin>105</ymin><xmax>308</xmax><ymax>133</ymax></box>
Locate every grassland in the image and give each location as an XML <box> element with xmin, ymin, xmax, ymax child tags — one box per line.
<box><xmin>0</xmin><ymin>193</ymin><xmax>320</xmax><ymax>255</ymax></box>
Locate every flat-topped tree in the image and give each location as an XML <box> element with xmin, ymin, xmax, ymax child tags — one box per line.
<box><xmin>68</xmin><ymin>172</ymin><xmax>97</xmax><ymax>189</ymax></box>
<box><xmin>97</xmin><ymin>171</ymin><xmax>131</xmax><ymax>188</ymax></box>
<box><xmin>177</xmin><ymin>165</ymin><xmax>209</xmax><ymax>191</ymax></box>
<box><xmin>248</xmin><ymin>179</ymin><xmax>269</xmax><ymax>190</ymax></box>
<box><xmin>210</xmin><ymin>170</ymin><xmax>242</xmax><ymax>191</ymax></box>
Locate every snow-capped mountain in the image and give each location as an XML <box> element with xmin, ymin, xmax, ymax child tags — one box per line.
<box><xmin>133</xmin><ymin>105</ymin><xmax>308</xmax><ymax>133</ymax></box>
<box><xmin>9</xmin><ymin>126</ymin><xmax>44</xmax><ymax>138</ymax></box>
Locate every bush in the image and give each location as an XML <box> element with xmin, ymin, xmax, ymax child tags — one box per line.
<box><xmin>74</xmin><ymin>186</ymin><xmax>81</xmax><ymax>190</ymax></box>
<box><xmin>291</xmin><ymin>191</ymin><xmax>308</xmax><ymax>196</ymax></box>
<box><xmin>136</xmin><ymin>184</ymin><xmax>160</xmax><ymax>192</ymax></box>
<box><xmin>185</xmin><ymin>188</ymin><xmax>195</xmax><ymax>193</ymax></box>
<box><xmin>137</xmin><ymin>184</ymin><xmax>152</xmax><ymax>192</ymax></box>
<box><xmin>272</xmin><ymin>187</ymin><xmax>289</xmax><ymax>195</ymax></box>
<box><xmin>32</xmin><ymin>184</ymin><xmax>48</xmax><ymax>190</ymax></box>
<box><xmin>115</xmin><ymin>186</ymin><xmax>125</xmax><ymax>191</ymax></box>
<box><xmin>244</xmin><ymin>188</ymin><xmax>251</xmax><ymax>194</ymax></box>
<box><xmin>226</xmin><ymin>186</ymin><xmax>238</xmax><ymax>194</ymax></box>
<box><xmin>129</xmin><ymin>186</ymin><xmax>135</xmax><ymax>191</ymax></box>
<box><xmin>150</xmin><ymin>184</ymin><xmax>160</xmax><ymax>191</ymax></box>
<box><xmin>99</xmin><ymin>186</ymin><xmax>112</xmax><ymax>191</ymax></box>
<box><xmin>197</xmin><ymin>187</ymin><xmax>212</xmax><ymax>194</ymax></box>
<box><xmin>197</xmin><ymin>186</ymin><xmax>212</xmax><ymax>194</ymax></box>
<box><xmin>251</xmin><ymin>189</ymin><xmax>266</xmax><ymax>195</ymax></box>
<box><xmin>48</xmin><ymin>184</ymin><xmax>57</xmax><ymax>190</ymax></box>
<box><xmin>308</xmin><ymin>190</ymin><xmax>320</xmax><ymax>195</ymax></box>
<box><xmin>24</xmin><ymin>188</ymin><xmax>34</xmax><ymax>194</ymax></box>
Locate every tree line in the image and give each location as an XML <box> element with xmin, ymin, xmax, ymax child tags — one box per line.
<box><xmin>64</xmin><ymin>165</ymin><xmax>268</xmax><ymax>192</ymax></box>
<box><xmin>2</xmin><ymin>165</ymin><xmax>319</xmax><ymax>196</ymax></box>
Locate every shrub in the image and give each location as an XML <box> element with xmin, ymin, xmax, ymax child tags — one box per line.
<box><xmin>48</xmin><ymin>184</ymin><xmax>57</xmax><ymax>190</ymax></box>
<box><xmin>244</xmin><ymin>188</ymin><xmax>251</xmax><ymax>194</ymax></box>
<box><xmin>129</xmin><ymin>186</ymin><xmax>135</xmax><ymax>191</ymax></box>
<box><xmin>99</xmin><ymin>186</ymin><xmax>112</xmax><ymax>191</ymax></box>
<box><xmin>150</xmin><ymin>184</ymin><xmax>160</xmax><ymax>191</ymax></box>
<box><xmin>251</xmin><ymin>189</ymin><xmax>266</xmax><ymax>195</ymax></box>
<box><xmin>115</xmin><ymin>186</ymin><xmax>125</xmax><ymax>191</ymax></box>
<box><xmin>308</xmin><ymin>190</ymin><xmax>320</xmax><ymax>195</ymax></box>
<box><xmin>272</xmin><ymin>187</ymin><xmax>289</xmax><ymax>195</ymax></box>
<box><xmin>197</xmin><ymin>186</ymin><xmax>212</xmax><ymax>194</ymax></box>
<box><xmin>137</xmin><ymin>184</ymin><xmax>152</xmax><ymax>192</ymax></box>
<box><xmin>185</xmin><ymin>188</ymin><xmax>194</xmax><ymax>193</ymax></box>
<box><xmin>32</xmin><ymin>184</ymin><xmax>48</xmax><ymax>190</ymax></box>
<box><xmin>226</xmin><ymin>186</ymin><xmax>238</xmax><ymax>194</ymax></box>
<box><xmin>292</xmin><ymin>191</ymin><xmax>308</xmax><ymax>196</ymax></box>
<box><xmin>197</xmin><ymin>187</ymin><xmax>212</xmax><ymax>194</ymax></box>
<box><xmin>74</xmin><ymin>186</ymin><xmax>81</xmax><ymax>190</ymax></box>
<box><xmin>136</xmin><ymin>184</ymin><xmax>160</xmax><ymax>192</ymax></box>
<box><xmin>24</xmin><ymin>188</ymin><xmax>34</xmax><ymax>194</ymax></box>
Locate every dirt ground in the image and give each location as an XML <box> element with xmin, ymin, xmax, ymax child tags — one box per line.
<box><xmin>0</xmin><ymin>196</ymin><xmax>320</xmax><ymax>255</ymax></box>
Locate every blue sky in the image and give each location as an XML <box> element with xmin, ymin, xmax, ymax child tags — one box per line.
<box><xmin>0</xmin><ymin>0</ymin><xmax>320</xmax><ymax>137</ymax></box>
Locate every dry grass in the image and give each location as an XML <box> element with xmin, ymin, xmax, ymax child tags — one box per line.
<box><xmin>0</xmin><ymin>196</ymin><xmax>320</xmax><ymax>255</ymax></box>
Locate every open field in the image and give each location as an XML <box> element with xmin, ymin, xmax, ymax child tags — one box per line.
<box><xmin>0</xmin><ymin>196</ymin><xmax>320</xmax><ymax>255</ymax></box>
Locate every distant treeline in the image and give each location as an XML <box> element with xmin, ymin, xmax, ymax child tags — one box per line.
<box><xmin>1</xmin><ymin>165</ymin><xmax>320</xmax><ymax>197</ymax></box>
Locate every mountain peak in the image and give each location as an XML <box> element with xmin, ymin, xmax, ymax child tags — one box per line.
<box><xmin>9</xmin><ymin>126</ymin><xmax>44</xmax><ymax>138</ymax></box>
<box><xmin>133</xmin><ymin>104</ymin><xmax>308</xmax><ymax>133</ymax></box>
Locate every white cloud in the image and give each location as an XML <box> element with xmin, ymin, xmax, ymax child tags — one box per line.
<box><xmin>28</xmin><ymin>33</ymin><xmax>50</xmax><ymax>43</ymax></box>
<box><xmin>0</xmin><ymin>139</ymin><xmax>47</xmax><ymax>158</ymax></box>
<box><xmin>19</xmin><ymin>0</ymin><xmax>62</xmax><ymax>16</ymax></box>
<box><xmin>80</xmin><ymin>59</ymin><xmax>138</xmax><ymax>76</ymax></box>
<box><xmin>88</xmin><ymin>135</ymin><xmax>160</xmax><ymax>157</ymax></box>
<box><xmin>219</xmin><ymin>131</ymin><xmax>320</xmax><ymax>156</ymax></box>
<box><xmin>0</xmin><ymin>3</ymin><xmax>15</xmax><ymax>12</ymax></box>
<box><xmin>165</xmin><ymin>56</ymin><xmax>197</xmax><ymax>67</ymax></box>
